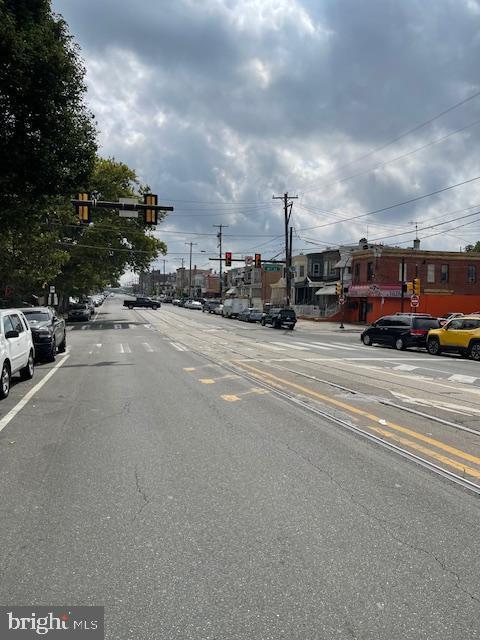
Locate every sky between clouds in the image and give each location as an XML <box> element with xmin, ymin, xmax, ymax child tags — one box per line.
<box><xmin>53</xmin><ymin>0</ymin><xmax>480</xmax><ymax>274</ymax></box>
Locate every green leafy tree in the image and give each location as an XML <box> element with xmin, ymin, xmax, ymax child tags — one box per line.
<box><xmin>0</xmin><ymin>0</ymin><xmax>96</xmax><ymax>300</ymax></box>
<box><xmin>465</xmin><ymin>242</ymin><xmax>480</xmax><ymax>253</ymax></box>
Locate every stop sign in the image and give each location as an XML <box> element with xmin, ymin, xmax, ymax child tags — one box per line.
<box><xmin>411</xmin><ymin>294</ymin><xmax>419</xmax><ymax>307</ymax></box>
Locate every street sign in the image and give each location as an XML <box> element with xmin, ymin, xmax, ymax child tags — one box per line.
<box><xmin>411</xmin><ymin>294</ymin><xmax>419</xmax><ymax>307</ymax></box>
<box><xmin>245</xmin><ymin>255</ymin><xmax>253</xmax><ymax>266</ymax></box>
<box><xmin>118</xmin><ymin>197</ymin><xmax>139</xmax><ymax>218</ymax></box>
<box><xmin>263</xmin><ymin>264</ymin><xmax>281</xmax><ymax>272</ymax></box>
<box><xmin>339</xmin><ymin>296</ymin><xmax>345</xmax><ymax>305</ymax></box>
<box><xmin>49</xmin><ymin>285</ymin><xmax>55</xmax><ymax>293</ymax></box>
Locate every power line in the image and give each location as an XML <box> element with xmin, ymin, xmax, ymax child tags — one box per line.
<box><xmin>297</xmin><ymin>174</ymin><xmax>480</xmax><ymax>232</ymax></box>
<box><xmin>299</xmin><ymin>88</ymin><xmax>480</xmax><ymax>194</ymax></box>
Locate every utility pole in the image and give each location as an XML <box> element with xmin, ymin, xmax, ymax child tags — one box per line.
<box><xmin>400</xmin><ymin>256</ymin><xmax>405</xmax><ymax>312</ymax></box>
<box><xmin>163</xmin><ymin>259</ymin><xmax>166</xmax><ymax>294</ymax></box>
<box><xmin>273</xmin><ymin>192</ymin><xmax>298</xmax><ymax>307</ymax></box>
<box><xmin>185</xmin><ymin>242</ymin><xmax>197</xmax><ymax>298</ymax></box>
<box><xmin>213</xmin><ymin>224</ymin><xmax>228</xmax><ymax>299</ymax></box>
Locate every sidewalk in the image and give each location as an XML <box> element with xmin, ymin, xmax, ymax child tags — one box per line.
<box><xmin>296</xmin><ymin>319</ymin><xmax>364</xmax><ymax>333</ymax></box>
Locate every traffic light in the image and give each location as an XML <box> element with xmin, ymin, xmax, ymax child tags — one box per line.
<box><xmin>225</xmin><ymin>252</ymin><xmax>232</xmax><ymax>267</ymax></box>
<box><xmin>144</xmin><ymin>193</ymin><xmax>158</xmax><ymax>225</ymax></box>
<box><xmin>406</xmin><ymin>281</ymin><xmax>414</xmax><ymax>294</ymax></box>
<box><xmin>413</xmin><ymin>277</ymin><xmax>421</xmax><ymax>295</ymax></box>
<box><xmin>254</xmin><ymin>253</ymin><xmax>261</xmax><ymax>268</ymax></box>
<box><xmin>76</xmin><ymin>192</ymin><xmax>90</xmax><ymax>224</ymax></box>
<box><xmin>335</xmin><ymin>282</ymin><xmax>342</xmax><ymax>296</ymax></box>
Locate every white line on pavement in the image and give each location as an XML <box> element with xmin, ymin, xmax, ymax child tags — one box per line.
<box><xmin>170</xmin><ymin>342</ymin><xmax>187</xmax><ymax>352</ymax></box>
<box><xmin>259</xmin><ymin>344</ymin><xmax>286</xmax><ymax>351</ymax></box>
<box><xmin>393</xmin><ymin>364</ymin><xmax>419</xmax><ymax>372</ymax></box>
<box><xmin>293</xmin><ymin>342</ymin><xmax>332</xmax><ymax>350</ymax></box>
<box><xmin>142</xmin><ymin>342</ymin><xmax>154</xmax><ymax>352</ymax></box>
<box><xmin>119</xmin><ymin>343</ymin><xmax>132</xmax><ymax>354</ymax></box>
<box><xmin>0</xmin><ymin>354</ymin><xmax>70</xmax><ymax>434</ymax></box>
<box><xmin>449</xmin><ymin>374</ymin><xmax>477</xmax><ymax>384</ymax></box>
<box><xmin>271</xmin><ymin>342</ymin><xmax>310</xmax><ymax>351</ymax></box>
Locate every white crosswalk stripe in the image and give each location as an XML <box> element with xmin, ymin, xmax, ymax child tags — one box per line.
<box><xmin>448</xmin><ymin>374</ymin><xmax>478</xmax><ymax>384</ymax></box>
<box><xmin>393</xmin><ymin>364</ymin><xmax>418</xmax><ymax>372</ymax></box>
<box><xmin>259</xmin><ymin>344</ymin><xmax>286</xmax><ymax>351</ymax></box>
<box><xmin>118</xmin><ymin>343</ymin><xmax>132</xmax><ymax>354</ymax></box>
<box><xmin>271</xmin><ymin>342</ymin><xmax>310</xmax><ymax>351</ymax></box>
<box><xmin>293</xmin><ymin>341</ymin><xmax>332</xmax><ymax>351</ymax></box>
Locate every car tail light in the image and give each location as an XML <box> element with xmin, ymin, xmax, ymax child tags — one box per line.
<box><xmin>410</xmin><ymin>329</ymin><xmax>427</xmax><ymax>335</ymax></box>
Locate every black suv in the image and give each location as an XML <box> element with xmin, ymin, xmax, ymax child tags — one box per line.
<box><xmin>361</xmin><ymin>314</ymin><xmax>440</xmax><ymax>350</ymax></box>
<box><xmin>261</xmin><ymin>308</ymin><xmax>296</xmax><ymax>330</ymax></box>
<box><xmin>20</xmin><ymin>306</ymin><xmax>67</xmax><ymax>362</ymax></box>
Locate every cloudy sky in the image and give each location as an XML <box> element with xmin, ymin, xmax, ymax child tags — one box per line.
<box><xmin>53</xmin><ymin>0</ymin><xmax>480</xmax><ymax>274</ymax></box>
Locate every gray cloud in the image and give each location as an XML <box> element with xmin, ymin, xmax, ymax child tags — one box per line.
<box><xmin>53</xmin><ymin>0</ymin><xmax>480</xmax><ymax>270</ymax></box>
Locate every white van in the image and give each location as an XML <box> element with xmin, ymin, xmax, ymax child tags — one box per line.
<box><xmin>0</xmin><ymin>309</ymin><xmax>35</xmax><ymax>399</ymax></box>
<box><xmin>222</xmin><ymin>298</ymin><xmax>249</xmax><ymax>318</ymax></box>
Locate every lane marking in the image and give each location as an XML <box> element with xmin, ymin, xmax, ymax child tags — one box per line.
<box><xmin>184</xmin><ymin>367</ymin><xmax>196</xmax><ymax>372</ymax></box>
<box><xmin>221</xmin><ymin>394</ymin><xmax>240</xmax><ymax>402</ymax></box>
<box><xmin>293</xmin><ymin>342</ymin><xmax>332</xmax><ymax>351</ymax></box>
<box><xmin>142</xmin><ymin>342</ymin><xmax>154</xmax><ymax>353</ymax></box>
<box><xmin>199</xmin><ymin>379</ymin><xmax>215</xmax><ymax>384</ymax></box>
<box><xmin>170</xmin><ymin>342</ymin><xmax>187</xmax><ymax>351</ymax></box>
<box><xmin>233</xmin><ymin>361</ymin><xmax>480</xmax><ymax>469</ymax></box>
<box><xmin>0</xmin><ymin>354</ymin><xmax>70</xmax><ymax>434</ymax></box>
<box><xmin>259</xmin><ymin>344</ymin><xmax>286</xmax><ymax>351</ymax></box>
<box><xmin>119</xmin><ymin>343</ymin><xmax>132</xmax><ymax>354</ymax></box>
<box><xmin>271</xmin><ymin>342</ymin><xmax>309</xmax><ymax>351</ymax></box>
<box><xmin>449</xmin><ymin>374</ymin><xmax>477</xmax><ymax>384</ymax></box>
<box><xmin>393</xmin><ymin>364</ymin><xmax>419</xmax><ymax>372</ymax></box>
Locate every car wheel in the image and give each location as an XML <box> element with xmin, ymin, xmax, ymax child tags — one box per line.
<box><xmin>395</xmin><ymin>337</ymin><xmax>405</xmax><ymax>351</ymax></box>
<box><xmin>152</xmin><ymin>305</ymin><xmax>158</xmax><ymax>310</ymax></box>
<box><xmin>58</xmin><ymin>333</ymin><xmax>66</xmax><ymax>353</ymax></box>
<box><xmin>261</xmin><ymin>318</ymin><xmax>266</xmax><ymax>326</ymax></box>
<box><xmin>47</xmin><ymin>339</ymin><xmax>56</xmax><ymax>362</ymax></box>
<box><xmin>469</xmin><ymin>342</ymin><xmax>480</xmax><ymax>361</ymax></box>
<box><xmin>361</xmin><ymin>334</ymin><xmax>372</xmax><ymax>346</ymax></box>
<box><xmin>128</xmin><ymin>305</ymin><xmax>134</xmax><ymax>310</ymax></box>
<box><xmin>20</xmin><ymin>350</ymin><xmax>34</xmax><ymax>380</ymax></box>
<box><xmin>427</xmin><ymin>338</ymin><xmax>441</xmax><ymax>356</ymax></box>
<box><xmin>0</xmin><ymin>362</ymin><xmax>10</xmax><ymax>399</ymax></box>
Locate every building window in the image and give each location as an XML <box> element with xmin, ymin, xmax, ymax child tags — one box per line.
<box><xmin>440</xmin><ymin>264</ymin><xmax>449</xmax><ymax>283</ymax></box>
<box><xmin>398</xmin><ymin>262</ymin><xmax>407</xmax><ymax>282</ymax></box>
<box><xmin>367</xmin><ymin>262</ymin><xmax>374</xmax><ymax>281</ymax></box>
<box><xmin>299</xmin><ymin>265</ymin><xmax>305</xmax><ymax>277</ymax></box>
<box><xmin>354</xmin><ymin>263</ymin><xmax>360</xmax><ymax>282</ymax></box>
<box><xmin>427</xmin><ymin>264</ymin><xmax>435</xmax><ymax>283</ymax></box>
<box><xmin>468</xmin><ymin>264</ymin><xmax>477</xmax><ymax>283</ymax></box>
<box><xmin>312</xmin><ymin>263</ymin><xmax>320</xmax><ymax>276</ymax></box>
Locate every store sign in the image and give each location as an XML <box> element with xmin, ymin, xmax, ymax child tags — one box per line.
<box><xmin>349</xmin><ymin>284</ymin><xmax>405</xmax><ymax>298</ymax></box>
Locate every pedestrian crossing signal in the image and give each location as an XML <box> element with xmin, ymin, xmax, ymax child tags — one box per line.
<box><xmin>225</xmin><ymin>252</ymin><xmax>232</xmax><ymax>266</ymax></box>
<box><xmin>255</xmin><ymin>253</ymin><xmax>261</xmax><ymax>268</ymax></box>
<box><xmin>144</xmin><ymin>193</ymin><xmax>158</xmax><ymax>225</ymax></box>
<box><xmin>76</xmin><ymin>192</ymin><xmax>90</xmax><ymax>224</ymax></box>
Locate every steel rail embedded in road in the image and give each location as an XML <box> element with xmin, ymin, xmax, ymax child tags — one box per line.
<box><xmin>131</xmin><ymin>307</ymin><xmax>480</xmax><ymax>496</ymax></box>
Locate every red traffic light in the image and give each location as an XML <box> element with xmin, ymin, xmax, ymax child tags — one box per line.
<box><xmin>225</xmin><ymin>252</ymin><xmax>232</xmax><ymax>266</ymax></box>
<box><xmin>254</xmin><ymin>253</ymin><xmax>261</xmax><ymax>268</ymax></box>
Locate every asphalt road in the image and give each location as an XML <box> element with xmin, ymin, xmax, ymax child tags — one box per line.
<box><xmin>0</xmin><ymin>296</ymin><xmax>479</xmax><ymax>639</ymax></box>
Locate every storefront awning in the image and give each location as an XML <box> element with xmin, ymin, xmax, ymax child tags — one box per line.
<box><xmin>315</xmin><ymin>284</ymin><xmax>337</xmax><ymax>296</ymax></box>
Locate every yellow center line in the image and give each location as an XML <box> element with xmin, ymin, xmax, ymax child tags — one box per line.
<box><xmin>233</xmin><ymin>361</ymin><xmax>480</xmax><ymax>469</ymax></box>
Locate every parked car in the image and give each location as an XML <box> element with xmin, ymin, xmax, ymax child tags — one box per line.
<box><xmin>0</xmin><ymin>309</ymin><xmax>35</xmax><ymax>399</ymax></box>
<box><xmin>162</xmin><ymin>296</ymin><xmax>173</xmax><ymax>303</ymax></box>
<box><xmin>185</xmin><ymin>300</ymin><xmax>203</xmax><ymax>310</ymax></box>
<box><xmin>438</xmin><ymin>312</ymin><xmax>464</xmax><ymax>326</ymax></box>
<box><xmin>123</xmin><ymin>297</ymin><xmax>160</xmax><ymax>310</ymax></box>
<box><xmin>361</xmin><ymin>314</ymin><xmax>441</xmax><ymax>350</ymax></box>
<box><xmin>67</xmin><ymin>303</ymin><xmax>91</xmax><ymax>322</ymax></box>
<box><xmin>203</xmin><ymin>300</ymin><xmax>222</xmax><ymax>313</ymax></box>
<box><xmin>172</xmin><ymin>299</ymin><xmax>181</xmax><ymax>306</ymax></box>
<box><xmin>238</xmin><ymin>308</ymin><xmax>264</xmax><ymax>323</ymax></box>
<box><xmin>213</xmin><ymin>304</ymin><xmax>224</xmax><ymax>315</ymax></box>
<box><xmin>426</xmin><ymin>316</ymin><xmax>480</xmax><ymax>359</ymax></box>
<box><xmin>82</xmin><ymin>297</ymin><xmax>95</xmax><ymax>317</ymax></box>
<box><xmin>261</xmin><ymin>308</ymin><xmax>296</xmax><ymax>330</ymax></box>
<box><xmin>20</xmin><ymin>307</ymin><xmax>66</xmax><ymax>362</ymax></box>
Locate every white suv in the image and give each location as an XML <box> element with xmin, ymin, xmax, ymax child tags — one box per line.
<box><xmin>0</xmin><ymin>309</ymin><xmax>35</xmax><ymax>399</ymax></box>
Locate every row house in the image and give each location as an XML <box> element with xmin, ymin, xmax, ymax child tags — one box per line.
<box><xmin>226</xmin><ymin>265</ymin><xmax>282</xmax><ymax>307</ymax></box>
<box><xmin>347</xmin><ymin>246</ymin><xmax>480</xmax><ymax>324</ymax></box>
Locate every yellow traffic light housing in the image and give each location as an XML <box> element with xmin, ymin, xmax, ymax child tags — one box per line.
<box><xmin>144</xmin><ymin>193</ymin><xmax>158</xmax><ymax>225</ymax></box>
<box><xmin>413</xmin><ymin>277</ymin><xmax>421</xmax><ymax>295</ymax></box>
<box><xmin>254</xmin><ymin>253</ymin><xmax>261</xmax><ymax>268</ymax></box>
<box><xmin>225</xmin><ymin>252</ymin><xmax>232</xmax><ymax>267</ymax></box>
<box><xmin>76</xmin><ymin>192</ymin><xmax>90</xmax><ymax>224</ymax></box>
<box><xmin>406</xmin><ymin>281</ymin><xmax>414</xmax><ymax>294</ymax></box>
<box><xmin>335</xmin><ymin>282</ymin><xmax>342</xmax><ymax>296</ymax></box>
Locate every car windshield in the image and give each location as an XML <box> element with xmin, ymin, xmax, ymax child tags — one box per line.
<box><xmin>22</xmin><ymin>311</ymin><xmax>50</xmax><ymax>321</ymax></box>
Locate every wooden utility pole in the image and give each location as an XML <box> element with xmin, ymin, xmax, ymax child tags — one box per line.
<box><xmin>273</xmin><ymin>192</ymin><xmax>297</xmax><ymax>307</ymax></box>
<box><xmin>213</xmin><ymin>224</ymin><xmax>228</xmax><ymax>299</ymax></box>
<box><xmin>185</xmin><ymin>242</ymin><xmax>198</xmax><ymax>298</ymax></box>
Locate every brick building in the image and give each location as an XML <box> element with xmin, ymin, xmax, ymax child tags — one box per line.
<box><xmin>347</xmin><ymin>246</ymin><xmax>480</xmax><ymax>323</ymax></box>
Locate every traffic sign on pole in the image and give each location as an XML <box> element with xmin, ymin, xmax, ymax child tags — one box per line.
<box><xmin>410</xmin><ymin>294</ymin><xmax>419</xmax><ymax>307</ymax></box>
<box><xmin>339</xmin><ymin>296</ymin><xmax>345</xmax><ymax>305</ymax></box>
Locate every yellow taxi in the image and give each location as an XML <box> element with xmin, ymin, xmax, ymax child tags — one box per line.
<box><xmin>426</xmin><ymin>315</ymin><xmax>480</xmax><ymax>360</ymax></box>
